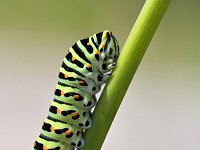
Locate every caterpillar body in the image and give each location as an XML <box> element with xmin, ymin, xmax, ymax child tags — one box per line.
<box><xmin>34</xmin><ymin>30</ymin><xmax>119</xmax><ymax>150</ymax></box>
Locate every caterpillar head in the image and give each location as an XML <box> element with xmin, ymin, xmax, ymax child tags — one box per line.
<box><xmin>94</xmin><ymin>30</ymin><xmax>120</xmax><ymax>73</ymax></box>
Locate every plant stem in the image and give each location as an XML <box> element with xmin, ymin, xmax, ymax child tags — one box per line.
<box><xmin>80</xmin><ymin>0</ymin><xmax>171</xmax><ymax>149</ymax></box>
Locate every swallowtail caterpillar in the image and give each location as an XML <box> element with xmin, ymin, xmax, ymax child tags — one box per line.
<box><xmin>34</xmin><ymin>30</ymin><xmax>119</xmax><ymax>150</ymax></box>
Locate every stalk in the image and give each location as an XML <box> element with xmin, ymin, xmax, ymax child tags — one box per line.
<box><xmin>80</xmin><ymin>0</ymin><xmax>171</xmax><ymax>149</ymax></box>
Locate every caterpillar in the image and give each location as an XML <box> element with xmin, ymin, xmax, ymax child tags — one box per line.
<box><xmin>34</xmin><ymin>30</ymin><xmax>119</xmax><ymax>150</ymax></box>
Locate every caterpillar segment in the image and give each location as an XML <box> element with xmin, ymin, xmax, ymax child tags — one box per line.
<box><xmin>58</xmin><ymin>66</ymin><xmax>100</xmax><ymax>94</ymax></box>
<box><xmin>34</xmin><ymin>136</ymin><xmax>73</xmax><ymax>150</ymax></box>
<box><xmin>34</xmin><ymin>30</ymin><xmax>119</xmax><ymax>150</ymax></box>
<box><xmin>54</xmin><ymin>83</ymin><xmax>97</xmax><ymax>110</ymax></box>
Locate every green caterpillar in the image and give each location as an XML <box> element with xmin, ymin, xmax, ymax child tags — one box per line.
<box><xmin>34</xmin><ymin>30</ymin><xmax>119</xmax><ymax>150</ymax></box>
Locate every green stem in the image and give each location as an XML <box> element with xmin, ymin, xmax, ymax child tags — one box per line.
<box><xmin>80</xmin><ymin>0</ymin><xmax>171</xmax><ymax>149</ymax></box>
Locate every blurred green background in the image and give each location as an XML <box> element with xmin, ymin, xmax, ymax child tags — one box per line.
<box><xmin>0</xmin><ymin>0</ymin><xmax>200</xmax><ymax>149</ymax></box>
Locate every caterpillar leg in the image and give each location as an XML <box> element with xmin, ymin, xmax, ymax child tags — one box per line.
<box><xmin>107</xmin><ymin>62</ymin><xmax>117</xmax><ymax>70</ymax></box>
<box><xmin>94</xmin><ymin>73</ymin><xmax>111</xmax><ymax>85</ymax></box>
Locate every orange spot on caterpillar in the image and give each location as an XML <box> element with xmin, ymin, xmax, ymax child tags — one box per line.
<box><xmin>85</xmin><ymin>64</ymin><xmax>91</xmax><ymax>68</ymax></box>
<box><xmin>71</xmin><ymin>112</ymin><xmax>78</xmax><ymax>117</ymax></box>
<box><xmin>43</xmin><ymin>145</ymin><xmax>48</xmax><ymax>150</ymax></box>
<box><xmin>61</xmin><ymin>90</ymin><xmax>65</xmax><ymax>96</ymax></box>
<box><xmin>57</xmin><ymin>108</ymin><xmax>61</xmax><ymax>114</ymax></box>
<box><xmin>79</xmin><ymin>80</ymin><xmax>86</xmax><ymax>84</ymax></box>
<box><xmin>73</xmin><ymin>94</ymin><xmax>80</xmax><ymax>99</ymax></box>
<box><xmin>50</xmin><ymin>126</ymin><xmax>55</xmax><ymax>132</ymax></box>
<box><xmin>101</xmin><ymin>42</ymin><xmax>105</xmax><ymax>49</ymax></box>
<box><xmin>72</xmin><ymin>56</ymin><xmax>76</xmax><ymax>61</ymax></box>
<box><xmin>64</xmin><ymin>74</ymin><xmax>69</xmax><ymax>78</ymax></box>
<box><xmin>95</xmin><ymin>50</ymin><xmax>99</xmax><ymax>55</ymax></box>
<box><xmin>103</xmin><ymin>32</ymin><xmax>107</xmax><ymax>38</ymax></box>
<box><xmin>65</xmin><ymin>130</ymin><xmax>72</xmax><ymax>136</ymax></box>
